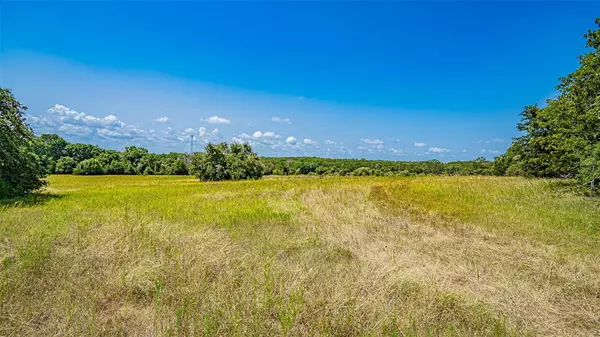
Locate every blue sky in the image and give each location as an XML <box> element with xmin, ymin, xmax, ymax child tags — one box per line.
<box><xmin>2</xmin><ymin>2</ymin><xmax>598</xmax><ymax>160</ymax></box>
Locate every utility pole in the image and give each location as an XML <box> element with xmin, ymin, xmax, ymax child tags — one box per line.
<box><xmin>190</xmin><ymin>135</ymin><xmax>194</xmax><ymax>154</ymax></box>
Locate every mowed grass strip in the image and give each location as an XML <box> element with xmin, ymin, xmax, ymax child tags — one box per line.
<box><xmin>0</xmin><ymin>175</ymin><xmax>598</xmax><ymax>336</ymax></box>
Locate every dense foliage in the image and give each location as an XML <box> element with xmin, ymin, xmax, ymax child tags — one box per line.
<box><xmin>28</xmin><ymin>134</ymin><xmax>192</xmax><ymax>177</ymax></box>
<box><xmin>27</xmin><ymin>132</ymin><xmax>494</xmax><ymax>181</ymax></box>
<box><xmin>190</xmin><ymin>142</ymin><xmax>263</xmax><ymax>181</ymax></box>
<box><xmin>0</xmin><ymin>88</ymin><xmax>46</xmax><ymax>198</ymax></box>
<box><xmin>261</xmin><ymin>156</ymin><xmax>492</xmax><ymax>177</ymax></box>
<box><xmin>496</xmin><ymin>18</ymin><xmax>600</xmax><ymax>194</ymax></box>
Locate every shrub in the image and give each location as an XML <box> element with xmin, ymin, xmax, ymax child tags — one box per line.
<box><xmin>352</xmin><ymin>167</ymin><xmax>373</xmax><ymax>176</ymax></box>
<box><xmin>170</xmin><ymin>159</ymin><xmax>188</xmax><ymax>175</ymax></box>
<box><xmin>578</xmin><ymin>145</ymin><xmax>600</xmax><ymax>194</ymax></box>
<box><xmin>73</xmin><ymin>159</ymin><xmax>106</xmax><ymax>175</ymax></box>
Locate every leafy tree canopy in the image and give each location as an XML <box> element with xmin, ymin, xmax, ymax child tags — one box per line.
<box><xmin>497</xmin><ymin>18</ymin><xmax>600</xmax><ymax>193</ymax></box>
<box><xmin>0</xmin><ymin>88</ymin><xmax>46</xmax><ymax>198</ymax></box>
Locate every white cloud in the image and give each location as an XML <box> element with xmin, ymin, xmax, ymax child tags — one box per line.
<box><xmin>286</xmin><ymin>136</ymin><xmax>297</xmax><ymax>145</ymax></box>
<box><xmin>201</xmin><ymin>115</ymin><xmax>231</xmax><ymax>124</ymax></box>
<box><xmin>303</xmin><ymin>138</ymin><xmax>318</xmax><ymax>145</ymax></box>
<box><xmin>29</xmin><ymin>104</ymin><xmax>229</xmax><ymax>149</ymax></box>
<box><xmin>481</xmin><ymin>149</ymin><xmax>501</xmax><ymax>154</ymax></box>
<box><xmin>234</xmin><ymin>130</ymin><xmax>282</xmax><ymax>147</ymax></box>
<box><xmin>429</xmin><ymin>147</ymin><xmax>450</xmax><ymax>153</ymax></box>
<box><xmin>461</xmin><ymin>149</ymin><xmax>468</xmax><ymax>153</ymax></box>
<box><xmin>154</xmin><ymin>116</ymin><xmax>169</xmax><ymax>123</ymax></box>
<box><xmin>325</xmin><ymin>140</ymin><xmax>335</xmax><ymax>145</ymax></box>
<box><xmin>361</xmin><ymin>138</ymin><xmax>384</xmax><ymax>145</ymax></box>
<box><xmin>59</xmin><ymin>124</ymin><xmax>93</xmax><ymax>137</ymax></box>
<box><xmin>414</xmin><ymin>142</ymin><xmax>426</xmax><ymax>147</ymax></box>
<box><xmin>271</xmin><ymin>116</ymin><xmax>292</xmax><ymax>124</ymax></box>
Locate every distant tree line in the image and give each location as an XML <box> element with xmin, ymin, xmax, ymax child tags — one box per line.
<box><xmin>28</xmin><ymin>132</ymin><xmax>493</xmax><ymax>178</ymax></box>
<box><xmin>261</xmin><ymin>156</ymin><xmax>492</xmax><ymax>177</ymax></box>
<box><xmin>494</xmin><ymin>18</ymin><xmax>600</xmax><ymax>194</ymax></box>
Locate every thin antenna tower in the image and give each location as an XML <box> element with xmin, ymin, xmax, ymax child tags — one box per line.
<box><xmin>190</xmin><ymin>135</ymin><xmax>194</xmax><ymax>154</ymax></box>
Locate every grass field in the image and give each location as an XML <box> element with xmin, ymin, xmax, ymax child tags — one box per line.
<box><xmin>1</xmin><ymin>175</ymin><xmax>599</xmax><ymax>336</ymax></box>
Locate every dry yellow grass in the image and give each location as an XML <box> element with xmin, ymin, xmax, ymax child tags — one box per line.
<box><xmin>1</xmin><ymin>175</ymin><xmax>599</xmax><ymax>336</ymax></box>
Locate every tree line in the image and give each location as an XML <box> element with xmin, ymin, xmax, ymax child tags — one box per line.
<box><xmin>29</xmin><ymin>132</ymin><xmax>493</xmax><ymax>178</ymax></box>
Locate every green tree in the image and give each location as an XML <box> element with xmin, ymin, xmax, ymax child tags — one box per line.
<box><xmin>0</xmin><ymin>88</ymin><xmax>46</xmax><ymax>198</ymax></box>
<box><xmin>73</xmin><ymin>158</ymin><xmax>106</xmax><ymax>175</ymax></box>
<box><xmin>55</xmin><ymin>156</ymin><xmax>77</xmax><ymax>174</ymax></box>
<box><xmin>499</xmin><ymin>18</ymin><xmax>600</xmax><ymax>191</ymax></box>
<box><xmin>123</xmin><ymin>146</ymin><xmax>149</xmax><ymax>169</ymax></box>
<box><xmin>65</xmin><ymin>143</ymin><xmax>103</xmax><ymax>164</ymax></box>
<box><xmin>32</xmin><ymin>134</ymin><xmax>68</xmax><ymax>160</ymax></box>
<box><xmin>191</xmin><ymin>142</ymin><xmax>263</xmax><ymax>181</ymax></box>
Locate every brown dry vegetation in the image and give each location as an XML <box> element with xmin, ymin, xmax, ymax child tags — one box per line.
<box><xmin>1</xmin><ymin>175</ymin><xmax>599</xmax><ymax>336</ymax></box>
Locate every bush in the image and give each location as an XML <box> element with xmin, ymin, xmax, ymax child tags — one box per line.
<box><xmin>170</xmin><ymin>159</ymin><xmax>188</xmax><ymax>175</ymax></box>
<box><xmin>352</xmin><ymin>167</ymin><xmax>373</xmax><ymax>176</ymax></box>
<box><xmin>73</xmin><ymin>159</ymin><xmax>106</xmax><ymax>175</ymax></box>
<box><xmin>55</xmin><ymin>157</ymin><xmax>77</xmax><ymax>174</ymax></box>
<box><xmin>578</xmin><ymin>145</ymin><xmax>600</xmax><ymax>194</ymax></box>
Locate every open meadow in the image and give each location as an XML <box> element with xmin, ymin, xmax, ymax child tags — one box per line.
<box><xmin>1</xmin><ymin>175</ymin><xmax>600</xmax><ymax>336</ymax></box>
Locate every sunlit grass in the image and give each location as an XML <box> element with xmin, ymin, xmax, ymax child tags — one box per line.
<box><xmin>1</xmin><ymin>175</ymin><xmax>598</xmax><ymax>336</ymax></box>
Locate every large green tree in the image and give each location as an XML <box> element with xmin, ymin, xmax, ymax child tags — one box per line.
<box><xmin>0</xmin><ymin>88</ymin><xmax>46</xmax><ymax>198</ymax></box>
<box><xmin>31</xmin><ymin>133</ymin><xmax>69</xmax><ymax>173</ymax></box>
<box><xmin>497</xmin><ymin>18</ymin><xmax>600</xmax><ymax>192</ymax></box>
<box><xmin>191</xmin><ymin>142</ymin><xmax>263</xmax><ymax>181</ymax></box>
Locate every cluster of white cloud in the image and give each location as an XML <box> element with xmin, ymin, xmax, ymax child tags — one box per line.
<box><xmin>478</xmin><ymin>138</ymin><xmax>505</xmax><ymax>144</ymax></box>
<box><xmin>28</xmin><ymin>104</ymin><xmax>149</xmax><ymax>140</ymax></box>
<box><xmin>232</xmin><ymin>130</ymin><xmax>282</xmax><ymax>146</ymax></box>
<box><xmin>271</xmin><ymin>116</ymin><xmax>292</xmax><ymax>124</ymax></box>
<box><xmin>325</xmin><ymin>139</ymin><xmax>343</xmax><ymax>145</ymax></box>
<box><xmin>27</xmin><ymin>104</ymin><xmax>226</xmax><ymax>150</ymax></box>
<box><xmin>480</xmin><ymin>149</ymin><xmax>501</xmax><ymax>154</ymax></box>
<box><xmin>201</xmin><ymin>115</ymin><xmax>231</xmax><ymax>124</ymax></box>
<box><xmin>429</xmin><ymin>147</ymin><xmax>450</xmax><ymax>153</ymax></box>
<box><xmin>361</xmin><ymin>138</ymin><xmax>383</xmax><ymax>145</ymax></box>
<box><xmin>414</xmin><ymin>142</ymin><xmax>426</xmax><ymax>147</ymax></box>
<box><xmin>230</xmin><ymin>131</ymin><xmax>330</xmax><ymax>156</ymax></box>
